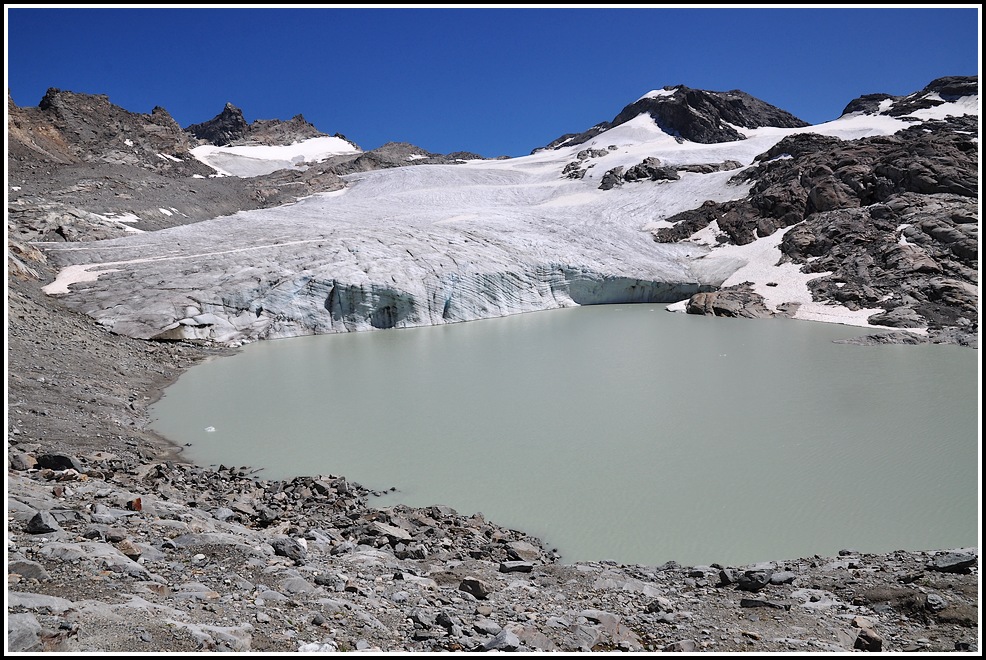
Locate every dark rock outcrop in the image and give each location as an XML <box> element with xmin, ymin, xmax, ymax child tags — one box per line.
<box><xmin>538</xmin><ymin>85</ymin><xmax>810</xmax><ymax>152</ymax></box>
<box><xmin>841</xmin><ymin>76</ymin><xmax>980</xmax><ymax>118</ymax></box>
<box><xmin>685</xmin><ymin>284</ymin><xmax>775</xmax><ymax>319</ymax></box>
<box><xmin>624</xmin><ymin>157</ymin><xmax>680</xmax><ymax>182</ymax></box>
<box><xmin>185</xmin><ymin>102</ymin><xmax>250</xmax><ymax>145</ymax></box>
<box><xmin>186</xmin><ymin>102</ymin><xmax>344</xmax><ymax>148</ymax></box>
<box><xmin>659</xmin><ymin>102</ymin><xmax>978</xmax><ymax>344</ymax></box>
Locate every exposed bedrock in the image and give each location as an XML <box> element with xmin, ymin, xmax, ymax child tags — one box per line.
<box><xmin>654</xmin><ymin>115</ymin><xmax>978</xmax><ymax>344</ymax></box>
<box><xmin>654</xmin><ymin>116</ymin><xmax>978</xmax><ymax>248</ymax></box>
<box><xmin>539</xmin><ymin>85</ymin><xmax>809</xmax><ymax>151</ymax></box>
<box><xmin>685</xmin><ymin>283</ymin><xmax>777</xmax><ymax>319</ymax></box>
<box><xmin>137</xmin><ymin>266</ymin><xmax>718</xmax><ymax>342</ymax></box>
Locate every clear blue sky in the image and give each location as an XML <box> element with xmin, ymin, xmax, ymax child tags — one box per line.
<box><xmin>5</xmin><ymin>5</ymin><xmax>980</xmax><ymax>157</ymax></box>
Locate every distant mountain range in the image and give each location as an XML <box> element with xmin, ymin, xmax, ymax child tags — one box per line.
<box><xmin>7</xmin><ymin>75</ymin><xmax>979</xmax><ymax>347</ymax></box>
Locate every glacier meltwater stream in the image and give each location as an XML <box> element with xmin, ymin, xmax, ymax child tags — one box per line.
<box><xmin>149</xmin><ymin>306</ymin><xmax>978</xmax><ymax>567</ymax></box>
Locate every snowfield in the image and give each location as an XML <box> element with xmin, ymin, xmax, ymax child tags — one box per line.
<box><xmin>40</xmin><ymin>90</ymin><xmax>977</xmax><ymax>344</ymax></box>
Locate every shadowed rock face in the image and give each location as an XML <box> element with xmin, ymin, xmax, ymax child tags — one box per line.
<box><xmin>186</xmin><ymin>102</ymin><xmax>349</xmax><ymax>148</ymax></box>
<box><xmin>539</xmin><ymin>85</ymin><xmax>810</xmax><ymax>151</ymax></box>
<box><xmin>185</xmin><ymin>102</ymin><xmax>250</xmax><ymax>145</ymax></box>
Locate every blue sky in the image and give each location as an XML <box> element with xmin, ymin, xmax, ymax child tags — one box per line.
<box><xmin>4</xmin><ymin>6</ymin><xmax>980</xmax><ymax>158</ymax></box>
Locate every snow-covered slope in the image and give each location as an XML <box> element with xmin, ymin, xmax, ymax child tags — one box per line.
<box><xmin>190</xmin><ymin>135</ymin><xmax>361</xmax><ymax>177</ymax></box>
<box><xmin>40</xmin><ymin>85</ymin><xmax>978</xmax><ymax>345</ymax></box>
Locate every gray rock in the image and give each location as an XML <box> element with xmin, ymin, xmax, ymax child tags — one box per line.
<box><xmin>506</xmin><ymin>540</ymin><xmax>542</xmax><ymax>562</ymax></box>
<box><xmin>278</xmin><ymin>576</ymin><xmax>314</xmax><ymax>594</ymax></box>
<box><xmin>9</xmin><ymin>451</ymin><xmax>38</xmax><ymax>471</ymax></box>
<box><xmin>499</xmin><ymin>561</ymin><xmax>534</xmax><ymax>573</ymax></box>
<box><xmin>853</xmin><ymin>620</ymin><xmax>883</xmax><ymax>652</ymax></box>
<box><xmin>510</xmin><ymin>624</ymin><xmax>558</xmax><ymax>651</ymax></box>
<box><xmin>736</xmin><ymin>569</ymin><xmax>774</xmax><ymax>592</ymax></box>
<box><xmin>8</xmin><ymin>590</ymin><xmax>75</xmax><ymax>614</ymax></box>
<box><xmin>366</xmin><ymin>520</ymin><xmax>412</xmax><ymax>543</ymax></box>
<box><xmin>645</xmin><ymin>596</ymin><xmax>674</xmax><ymax>613</ymax></box>
<box><xmin>665</xmin><ymin>639</ymin><xmax>699</xmax><ymax>652</ymax></box>
<box><xmin>927</xmin><ymin>552</ymin><xmax>977</xmax><ymax>574</ymax></box>
<box><xmin>410</xmin><ymin>608</ymin><xmax>437</xmax><ymax>628</ymax></box>
<box><xmin>270</xmin><ymin>536</ymin><xmax>307</xmax><ymax>561</ymax></box>
<box><xmin>624</xmin><ymin>157</ymin><xmax>679</xmax><ymax>182</ymax></box>
<box><xmin>8</xmin><ymin>559</ymin><xmax>51</xmax><ymax>581</ymax></box>
<box><xmin>687</xmin><ymin>284</ymin><xmax>774</xmax><ymax>319</ymax></box>
<box><xmin>477</xmin><ymin>628</ymin><xmax>521</xmax><ymax>652</ymax></box>
<box><xmin>866</xmin><ymin>306</ymin><xmax>926</xmax><ymax>328</ymax></box>
<box><xmin>26</xmin><ymin>510</ymin><xmax>63</xmax><ymax>534</ymax></box>
<box><xmin>598</xmin><ymin>166</ymin><xmax>625</xmax><ymax>190</ymax></box>
<box><xmin>473</xmin><ymin>618</ymin><xmax>502</xmax><ymax>635</ymax></box>
<box><xmin>459</xmin><ymin>577</ymin><xmax>491</xmax><ymax>600</ymax></box>
<box><xmin>38</xmin><ymin>541</ymin><xmax>150</xmax><ymax>579</ymax></box>
<box><xmin>7</xmin><ymin>612</ymin><xmax>42</xmax><ymax>652</ymax></box>
<box><xmin>770</xmin><ymin>570</ymin><xmax>797</xmax><ymax>585</ymax></box>
<box><xmin>435</xmin><ymin>611</ymin><xmax>457</xmax><ymax>631</ymax></box>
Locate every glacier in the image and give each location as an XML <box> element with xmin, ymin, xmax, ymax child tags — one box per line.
<box><xmin>39</xmin><ymin>101</ymin><xmax>967</xmax><ymax>345</ymax></box>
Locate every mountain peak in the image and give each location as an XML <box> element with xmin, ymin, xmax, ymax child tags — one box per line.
<box><xmin>539</xmin><ymin>84</ymin><xmax>810</xmax><ymax>153</ymax></box>
<box><xmin>185</xmin><ymin>104</ymin><xmax>336</xmax><ymax>148</ymax></box>
<box><xmin>187</xmin><ymin>103</ymin><xmax>250</xmax><ymax>146</ymax></box>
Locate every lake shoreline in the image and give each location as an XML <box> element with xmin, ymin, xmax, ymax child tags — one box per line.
<box><xmin>7</xmin><ymin>270</ymin><xmax>980</xmax><ymax>652</ymax></box>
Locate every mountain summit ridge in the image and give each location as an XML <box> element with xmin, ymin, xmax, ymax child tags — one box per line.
<box><xmin>537</xmin><ymin>84</ymin><xmax>812</xmax><ymax>153</ymax></box>
<box><xmin>186</xmin><ymin>101</ymin><xmax>359</xmax><ymax>150</ymax></box>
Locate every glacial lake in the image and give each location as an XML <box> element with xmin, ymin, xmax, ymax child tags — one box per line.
<box><xmin>149</xmin><ymin>305</ymin><xmax>979</xmax><ymax>567</ymax></box>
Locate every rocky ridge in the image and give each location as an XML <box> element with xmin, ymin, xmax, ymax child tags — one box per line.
<box><xmin>651</xmin><ymin>77</ymin><xmax>979</xmax><ymax>345</ymax></box>
<box><xmin>538</xmin><ymin>84</ymin><xmax>810</xmax><ymax>152</ymax></box>
<box><xmin>6</xmin><ymin>80</ymin><xmax>980</xmax><ymax>652</ymax></box>
<box><xmin>186</xmin><ymin>102</ymin><xmax>340</xmax><ymax>148</ymax></box>
<box><xmin>7</xmin><ymin>90</ymin><xmax>348</xmax><ymax>241</ymax></box>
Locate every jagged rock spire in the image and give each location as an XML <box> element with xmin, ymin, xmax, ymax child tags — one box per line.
<box><xmin>186</xmin><ymin>102</ymin><xmax>249</xmax><ymax>146</ymax></box>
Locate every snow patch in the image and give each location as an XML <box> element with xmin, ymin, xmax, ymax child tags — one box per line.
<box><xmin>905</xmin><ymin>94</ymin><xmax>979</xmax><ymax>120</ymax></box>
<box><xmin>694</xmin><ymin>225</ymin><xmax>884</xmax><ymax>328</ymax></box>
<box><xmin>636</xmin><ymin>88</ymin><xmax>676</xmax><ymax>102</ymax></box>
<box><xmin>687</xmin><ymin>220</ymin><xmax>727</xmax><ymax>247</ymax></box>
<box><xmin>191</xmin><ymin>135</ymin><xmax>361</xmax><ymax>178</ymax></box>
<box><xmin>42</xmin><ymin>264</ymin><xmax>123</xmax><ymax>294</ymax></box>
<box><xmin>897</xmin><ymin>224</ymin><xmax>911</xmax><ymax>245</ymax></box>
<box><xmin>91</xmin><ymin>211</ymin><xmax>144</xmax><ymax>234</ymax></box>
